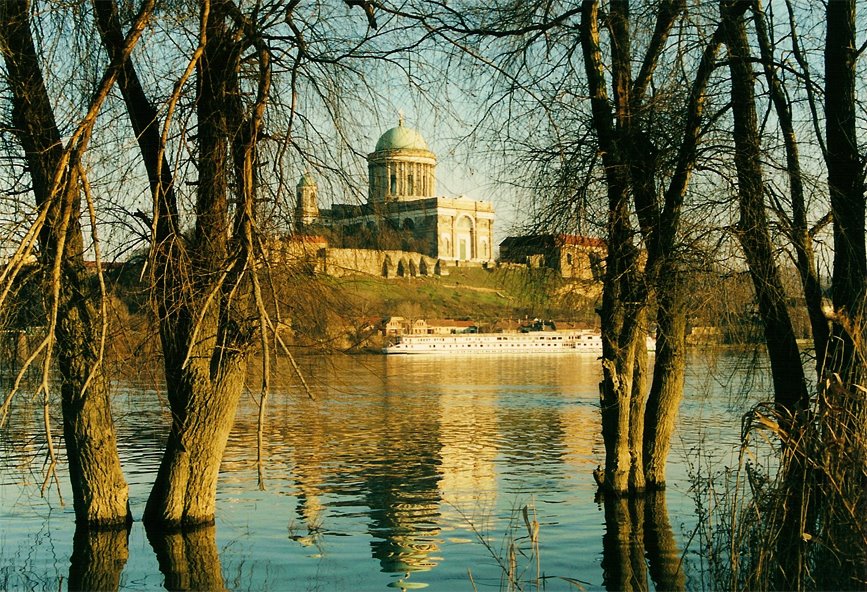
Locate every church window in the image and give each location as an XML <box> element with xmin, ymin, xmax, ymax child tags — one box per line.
<box><xmin>408</xmin><ymin>174</ymin><xmax>414</xmax><ymax>195</ymax></box>
<box><xmin>390</xmin><ymin>174</ymin><xmax>397</xmax><ymax>194</ymax></box>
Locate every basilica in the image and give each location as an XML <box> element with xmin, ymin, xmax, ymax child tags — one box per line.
<box><xmin>295</xmin><ymin>119</ymin><xmax>495</xmax><ymax>266</ymax></box>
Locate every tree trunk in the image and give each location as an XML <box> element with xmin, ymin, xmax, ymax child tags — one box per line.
<box><xmin>127</xmin><ymin>0</ymin><xmax>252</xmax><ymax>529</ymax></box>
<box><xmin>144</xmin><ymin>353</ymin><xmax>246</xmax><ymax>527</ymax></box>
<box><xmin>722</xmin><ymin>3</ymin><xmax>812</xmax><ymax>587</ymax></box>
<box><xmin>721</xmin><ymin>0</ymin><xmax>808</xmax><ymax>415</ymax></box>
<box><xmin>95</xmin><ymin>0</ymin><xmax>255</xmax><ymax>528</ymax></box>
<box><xmin>629</xmin><ymin>329</ymin><xmax>649</xmax><ymax>492</ymax></box>
<box><xmin>643</xmin><ymin>274</ymin><xmax>687</xmax><ymax>489</ymax></box>
<box><xmin>825</xmin><ymin>0</ymin><xmax>865</xmax><ymax>380</ymax></box>
<box><xmin>581</xmin><ymin>0</ymin><xmax>647</xmax><ymax>495</ymax></box>
<box><xmin>0</xmin><ymin>0</ymin><xmax>130</xmax><ymax>527</ymax></box>
<box><xmin>753</xmin><ymin>0</ymin><xmax>829</xmax><ymax>373</ymax></box>
<box><xmin>639</xmin><ymin>26</ymin><xmax>720</xmax><ymax>491</ymax></box>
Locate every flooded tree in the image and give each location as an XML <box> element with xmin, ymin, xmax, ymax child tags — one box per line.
<box><xmin>0</xmin><ymin>0</ymin><xmax>154</xmax><ymax>527</ymax></box>
<box><xmin>404</xmin><ymin>0</ymin><xmax>725</xmax><ymax>495</ymax></box>
<box><xmin>91</xmin><ymin>0</ymin><xmax>279</xmax><ymax>528</ymax></box>
<box><xmin>578</xmin><ymin>0</ymin><xmax>724</xmax><ymax>494</ymax></box>
<box><xmin>93</xmin><ymin>0</ymin><xmax>402</xmax><ymax>529</ymax></box>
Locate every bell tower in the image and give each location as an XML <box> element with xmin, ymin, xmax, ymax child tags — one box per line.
<box><xmin>295</xmin><ymin>171</ymin><xmax>319</xmax><ymax>229</ymax></box>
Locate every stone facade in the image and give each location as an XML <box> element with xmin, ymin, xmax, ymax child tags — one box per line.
<box><xmin>296</xmin><ymin>119</ymin><xmax>495</xmax><ymax>266</ymax></box>
<box><xmin>499</xmin><ymin>234</ymin><xmax>606</xmax><ymax>280</ymax></box>
<box><xmin>295</xmin><ymin>172</ymin><xmax>319</xmax><ymax>227</ymax></box>
<box><xmin>266</xmin><ymin>236</ymin><xmax>446</xmax><ymax>279</ymax></box>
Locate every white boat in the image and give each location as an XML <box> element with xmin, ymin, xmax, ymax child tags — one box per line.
<box><xmin>382</xmin><ymin>330</ymin><xmax>655</xmax><ymax>355</ymax></box>
<box><xmin>383</xmin><ymin>330</ymin><xmax>586</xmax><ymax>354</ymax></box>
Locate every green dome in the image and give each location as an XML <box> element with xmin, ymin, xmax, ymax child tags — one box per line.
<box><xmin>374</xmin><ymin>122</ymin><xmax>429</xmax><ymax>152</ymax></box>
<box><xmin>297</xmin><ymin>171</ymin><xmax>316</xmax><ymax>187</ymax></box>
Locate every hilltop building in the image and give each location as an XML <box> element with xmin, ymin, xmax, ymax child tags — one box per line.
<box><xmin>295</xmin><ymin>118</ymin><xmax>495</xmax><ymax>266</ymax></box>
<box><xmin>499</xmin><ymin>234</ymin><xmax>606</xmax><ymax>281</ymax></box>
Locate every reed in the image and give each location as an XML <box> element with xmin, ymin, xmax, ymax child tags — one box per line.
<box><xmin>690</xmin><ymin>372</ymin><xmax>867</xmax><ymax>591</ymax></box>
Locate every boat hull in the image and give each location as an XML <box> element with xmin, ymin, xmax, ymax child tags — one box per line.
<box><xmin>382</xmin><ymin>331</ymin><xmax>656</xmax><ymax>355</ymax></box>
<box><xmin>384</xmin><ymin>331</ymin><xmax>604</xmax><ymax>355</ymax></box>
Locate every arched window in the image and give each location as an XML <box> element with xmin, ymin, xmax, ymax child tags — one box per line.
<box><xmin>390</xmin><ymin>174</ymin><xmax>397</xmax><ymax>194</ymax></box>
<box><xmin>456</xmin><ymin>216</ymin><xmax>475</xmax><ymax>260</ymax></box>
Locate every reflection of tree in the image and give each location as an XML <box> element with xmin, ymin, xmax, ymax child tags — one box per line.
<box><xmin>68</xmin><ymin>526</ymin><xmax>129</xmax><ymax>591</ymax></box>
<box><xmin>601</xmin><ymin>497</ymin><xmax>647</xmax><ymax>592</ymax></box>
<box><xmin>147</xmin><ymin>526</ymin><xmax>225</xmax><ymax>592</ymax></box>
<box><xmin>601</xmin><ymin>492</ymin><xmax>684</xmax><ymax>592</ymax></box>
<box><xmin>643</xmin><ymin>491</ymin><xmax>685</xmax><ymax>591</ymax></box>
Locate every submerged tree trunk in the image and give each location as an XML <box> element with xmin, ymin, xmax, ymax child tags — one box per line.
<box><xmin>94</xmin><ymin>0</ymin><xmax>257</xmax><ymax>528</ymax></box>
<box><xmin>145</xmin><ymin>355</ymin><xmax>247</xmax><ymax>527</ymax></box>
<box><xmin>642</xmin><ymin>273</ymin><xmax>687</xmax><ymax>489</ymax></box>
<box><xmin>580</xmin><ymin>0</ymin><xmax>648</xmax><ymax>495</ymax></box>
<box><xmin>143</xmin><ymin>0</ymin><xmax>252</xmax><ymax>529</ymax></box>
<box><xmin>0</xmin><ymin>0</ymin><xmax>130</xmax><ymax>526</ymax></box>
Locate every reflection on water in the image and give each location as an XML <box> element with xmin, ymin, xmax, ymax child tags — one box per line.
<box><xmin>68</xmin><ymin>527</ymin><xmax>129</xmax><ymax>591</ymax></box>
<box><xmin>600</xmin><ymin>492</ymin><xmax>685</xmax><ymax>592</ymax></box>
<box><xmin>1</xmin><ymin>353</ymin><xmax>755</xmax><ymax>590</ymax></box>
<box><xmin>148</xmin><ymin>526</ymin><xmax>225</xmax><ymax>592</ymax></box>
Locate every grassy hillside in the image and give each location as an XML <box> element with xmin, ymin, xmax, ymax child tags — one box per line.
<box><xmin>101</xmin><ymin>261</ymin><xmax>601</xmax><ymax>354</ymax></box>
<box><xmin>280</xmin><ymin>266</ymin><xmax>600</xmax><ymax>337</ymax></box>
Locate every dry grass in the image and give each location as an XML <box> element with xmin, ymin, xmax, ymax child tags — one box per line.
<box><xmin>691</xmin><ymin>369</ymin><xmax>867</xmax><ymax>591</ymax></box>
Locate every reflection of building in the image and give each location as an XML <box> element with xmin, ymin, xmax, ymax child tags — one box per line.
<box><xmin>437</xmin><ymin>388</ymin><xmax>499</xmax><ymax>526</ymax></box>
<box><xmin>296</xmin><ymin>118</ymin><xmax>495</xmax><ymax>266</ymax></box>
<box><xmin>363</xmin><ymin>414</ymin><xmax>442</xmax><ymax>573</ymax></box>
<box><xmin>499</xmin><ymin>234</ymin><xmax>605</xmax><ymax>280</ymax></box>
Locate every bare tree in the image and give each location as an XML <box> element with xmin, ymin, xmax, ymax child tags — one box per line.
<box><xmin>0</xmin><ymin>0</ymin><xmax>154</xmax><ymax>527</ymax></box>
<box><xmin>720</xmin><ymin>0</ymin><xmax>808</xmax><ymax>414</ymax></box>
<box><xmin>94</xmin><ymin>0</ymin><xmax>408</xmax><ymax>528</ymax></box>
<box><xmin>578</xmin><ymin>0</ymin><xmax>724</xmax><ymax>493</ymax></box>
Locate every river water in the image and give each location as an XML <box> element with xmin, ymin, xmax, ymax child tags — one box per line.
<box><xmin>0</xmin><ymin>352</ymin><xmax>764</xmax><ymax>591</ymax></box>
